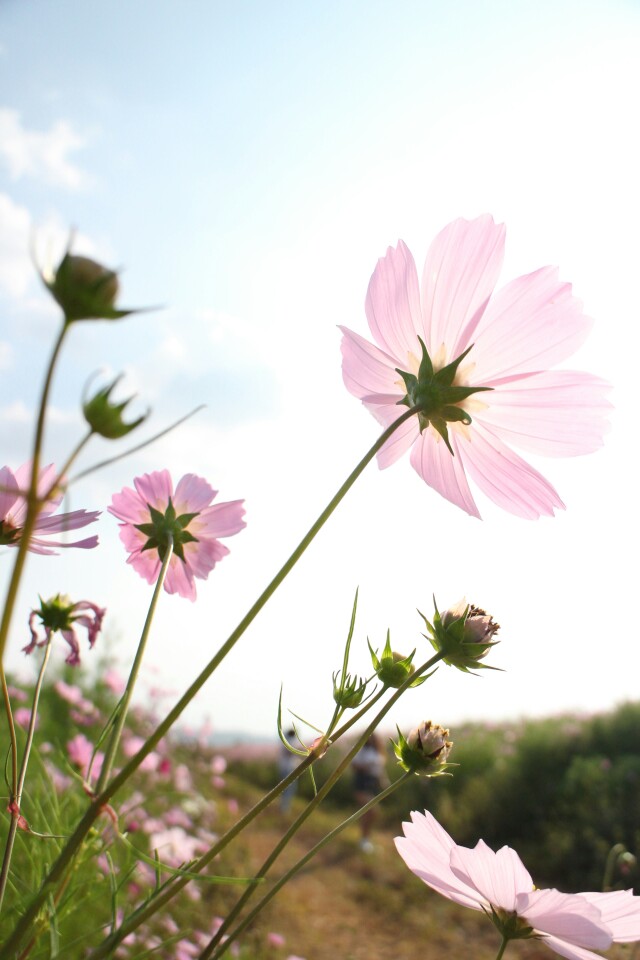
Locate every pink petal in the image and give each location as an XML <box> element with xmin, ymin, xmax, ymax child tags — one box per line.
<box><xmin>109</xmin><ymin>486</ymin><xmax>148</xmax><ymax>523</ymax></box>
<box><xmin>34</xmin><ymin>509</ymin><xmax>101</xmax><ymax>533</ymax></box>
<box><xmin>421</xmin><ymin>215</ymin><xmax>505</xmax><ymax>358</ymax></box>
<box><xmin>395</xmin><ymin>811</ymin><xmax>486</xmax><ymax>911</ymax></box>
<box><xmin>28</xmin><ymin>534</ymin><xmax>99</xmax><ymax>554</ymax></box>
<box><xmin>409</xmin><ymin>429</ymin><xmax>480</xmax><ymax>517</ymax></box>
<box><xmin>339</xmin><ymin>326</ymin><xmax>401</xmax><ymax>399</ymax></box>
<box><xmin>173</xmin><ymin>473</ymin><xmax>216</xmax><ymax>514</ymax></box>
<box><xmin>195</xmin><ymin>500</ymin><xmax>246</xmax><ymax>537</ymax></box>
<box><xmin>365</xmin><ymin>240</ymin><xmax>422</xmax><ymax>360</ymax></box>
<box><xmin>0</xmin><ymin>466</ymin><xmax>19</xmax><ymax>519</ymax></box>
<box><xmin>127</xmin><ymin>547</ymin><xmax>162</xmax><ymax>585</ymax></box>
<box><xmin>578</xmin><ymin>890</ymin><xmax>640</xmax><ymax>942</ymax></box>
<box><xmin>539</xmin><ymin>935</ymin><xmax>608</xmax><ymax>960</ymax></box>
<box><xmin>449</xmin><ymin>841</ymin><xmax>531</xmax><ymax>913</ymax></box>
<box><xmin>164</xmin><ymin>557</ymin><xmax>197</xmax><ymax>601</ymax></box>
<box><xmin>371</xmin><ymin>404</ymin><xmax>419</xmax><ymax>469</ymax></box>
<box><xmin>476</xmin><ymin>371</ymin><xmax>612</xmax><ymax>457</ymax></box>
<box><xmin>183</xmin><ymin>538</ymin><xmax>229</xmax><ymax>579</ymax></box>
<box><xmin>133</xmin><ymin>470</ymin><xmax>173</xmax><ymax>511</ymax></box>
<box><xmin>521</xmin><ymin>889</ymin><xmax>611</xmax><ymax>949</ymax></box>
<box><xmin>458</xmin><ymin>422</ymin><xmax>565</xmax><ymax>518</ymax></box>
<box><xmin>472</xmin><ymin>267</ymin><xmax>592</xmax><ymax>382</ymax></box>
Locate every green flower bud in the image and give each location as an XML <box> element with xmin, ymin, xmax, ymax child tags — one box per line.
<box><xmin>41</xmin><ymin>245</ymin><xmax>140</xmax><ymax>322</ymax></box>
<box><xmin>368</xmin><ymin>630</ymin><xmax>426</xmax><ymax>689</ymax></box>
<box><xmin>83</xmin><ymin>375</ymin><xmax>148</xmax><ymax>439</ymax></box>
<box><xmin>393</xmin><ymin>721</ymin><xmax>454</xmax><ymax>776</ymax></box>
<box><xmin>420</xmin><ymin>597</ymin><xmax>500</xmax><ymax>673</ymax></box>
<box><xmin>332</xmin><ymin>670</ymin><xmax>367</xmax><ymax>709</ymax></box>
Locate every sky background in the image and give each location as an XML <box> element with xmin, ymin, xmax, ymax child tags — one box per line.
<box><xmin>1</xmin><ymin>0</ymin><xmax>638</xmax><ymax>742</ymax></box>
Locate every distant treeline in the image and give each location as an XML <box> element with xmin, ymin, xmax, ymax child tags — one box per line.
<box><xmin>232</xmin><ymin>702</ymin><xmax>640</xmax><ymax>893</ymax></box>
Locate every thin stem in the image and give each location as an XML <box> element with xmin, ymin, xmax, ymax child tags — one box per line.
<box><xmin>199</xmin><ymin>652</ymin><xmax>443</xmax><ymax>960</ymax></box>
<box><xmin>87</xmin><ymin>688</ymin><xmax>390</xmax><ymax>958</ymax></box>
<box><xmin>212</xmin><ymin>772</ymin><xmax>413</xmax><ymax>959</ymax></box>
<box><xmin>0</xmin><ymin>668</ymin><xmax>18</xmax><ymax>816</ymax></box>
<box><xmin>0</xmin><ymin>632</ymin><xmax>54</xmax><ymax>911</ymax></box>
<box><xmin>495</xmin><ymin>936</ymin><xmax>510</xmax><ymax>960</ymax></box>
<box><xmin>95</xmin><ymin>540</ymin><xmax>174</xmax><ymax>792</ymax></box>
<box><xmin>0</xmin><ymin>322</ymin><xmax>68</xmax><ymax>666</ymax></box>
<box><xmin>0</xmin><ymin>406</ymin><xmax>420</xmax><ymax>959</ymax></box>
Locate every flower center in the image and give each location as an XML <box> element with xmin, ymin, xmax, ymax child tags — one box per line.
<box><xmin>134</xmin><ymin>498</ymin><xmax>200</xmax><ymax>563</ymax></box>
<box><xmin>395</xmin><ymin>338</ymin><xmax>492</xmax><ymax>454</ymax></box>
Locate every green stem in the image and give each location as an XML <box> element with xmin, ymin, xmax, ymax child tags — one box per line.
<box><xmin>95</xmin><ymin>540</ymin><xmax>174</xmax><ymax>793</ymax></box>
<box><xmin>0</xmin><ymin>322</ymin><xmax>69</xmax><ymax>666</ymax></box>
<box><xmin>87</xmin><ymin>688</ymin><xmax>390</xmax><ymax>959</ymax></box>
<box><xmin>0</xmin><ymin>406</ymin><xmax>420</xmax><ymax>960</ymax></box>
<box><xmin>199</xmin><ymin>652</ymin><xmax>444</xmax><ymax>960</ymax></box>
<box><xmin>495</xmin><ymin>936</ymin><xmax>510</xmax><ymax>960</ymax></box>
<box><xmin>0</xmin><ymin>667</ymin><xmax>18</xmax><ymax>819</ymax></box>
<box><xmin>0</xmin><ymin>632</ymin><xmax>54</xmax><ymax>912</ymax></box>
<box><xmin>212</xmin><ymin>772</ymin><xmax>413</xmax><ymax>959</ymax></box>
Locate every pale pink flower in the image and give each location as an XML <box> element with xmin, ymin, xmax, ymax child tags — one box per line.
<box><xmin>0</xmin><ymin>462</ymin><xmax>99</xmax><ymax>553</ymax></box>
<box><xmin>267</xmin><ymin>932</ymin><xmax>286</xmax><ymax>948</ymax></box>
<box><xmin>67</xmin><ymin>733</ymin><xmax>103</xmax><ymax>780</ymax></box>
<box><xmin>396</xmin><ymin>810</ymin><xmax>640</xmax><ymax>960</ymax></box>
<box><xmin>148</xmin><ymin>826</ymin><xmax>204</xmax><ymax>866</ymax></box>
<box><xmin>108</xmin><ymin>470</ymin><xmax>246</xmax><ymax>601</ymax></box>
<box><xmin>14</xmin><ymin>707</ymin><xmax>33</xmax><ymax>729</ymax></box>
<box><xmin>340</xmin><ymin>215</ymin><xmax>610</xmax><ymax>518</ymax></box>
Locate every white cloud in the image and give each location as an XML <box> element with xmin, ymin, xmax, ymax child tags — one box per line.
<box><xmin>0</xmin><ymin>341</ymin><xmax>12</xmax><ymax>370</ymax></box>
<box><xmin>0</xmin><ymin>193</ymin><xmax>32</xmax><ymax>298</ymax></box>
<box><xmin>0</xmin><ymin>108</ymin><xmax>91</xmax><ymax>190</ymax></box>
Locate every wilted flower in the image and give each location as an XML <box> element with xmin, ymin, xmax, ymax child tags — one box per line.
<box><xmin>420</xmin><ymin>598</ymin><xmax>500</xmax><ymax>673</ymax></box>
<box><xmin>396</xmin><ymin>811</ymin><xmax>640</xmax><ymax>960</ymax></box>
<box><xmin>0</xmin><ymin>462</ymin><xmax>99</xmax><ymax>554</ymax></box>
<box><xmin>368</xmin><ymin>630</ymin><xmax>427</xmax><ymax>688</ymax></box>
<box><xmin>24</xmin><ymin>593</ymin><xmax>105</xmax><ymax>666</ymax></box>
<box><xmin>340</xmin><ymin>215</ymin><xmax>610</xmax><ymax>518</ymax></box>
<box><xmin>108</xmin><ymin>470</ymin><xmax>246</xmax><ymax>601</ymax></box>
<box><xmin>393</xmin><ymin>722</ymin><xmax>453</xmax><ymax>775</ymax></box>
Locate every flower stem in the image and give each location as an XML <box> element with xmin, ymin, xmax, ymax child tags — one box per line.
<box><xmin>0</xmin><ymin>633</ymin><xmax>54</xmax><ymax>912</ymax></box>
<box><xmin>95</xmin><ymin>539</ymin><xmax>174</xmax><ymax>793</ymax></box>
<box><xmin>211</xmin><ymin>772</ymin><xmax>414</xmax><ymax>960</ymax></box>
<box><xmin>0</xmin><ymin>322</ymin><xmax>68</xmax><ymax>666</ymax></box>
<box><xmin>0</xmin><ymin>406</ymin><xmax>420</xmax><ymax>960</ymax></box>
<box><xmin>495</xmin><ymin>936</ymin><xmax>510</xmax><ymax>960</ymax></box>
<box><xmin>199</xmin><ymin>652</ymin><xmax>443</xmax><ymax>960</ymax></box>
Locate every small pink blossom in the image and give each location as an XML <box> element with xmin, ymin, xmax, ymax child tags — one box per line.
<box><xmin>108</xmin><ymin>470</ymin><xmax>245</xmax><ymax>601</ymax></box>
<box><xmin>396</xmin><ymin>810</ymin><xmax>640</xmax><ymax>960</ymax></box>
<box><xmin>67</xmin><ymin>733</ymin><xmax>103</xmax><ymax>780</ymax></box>
<box><xmin>13</xmin><ymin>707</ymin><xmax>33</xmax><ymax>729</ymax></box>
<box><xmin>103</xmin><ymin>667</ymin><xmax>126</xmax><ymax>694</ymax></box>
<box><xmin>149</xmin><ymin>826</ymin><xmax>204</xmax><ymax>866</ymax></box>
<box><xmin>0</xmin><ymin>462</ymin><xmax>99</xmax><ymax>553</ymax></box>
<box><xmin>340</xmin><ymin>215</ymin><xmax>611</xmax><ymax>519</ymax></box>
<box><xmin>267</xmin><ymin>932</ymin><xmax>286</xmax><ymax>948</ymax></box>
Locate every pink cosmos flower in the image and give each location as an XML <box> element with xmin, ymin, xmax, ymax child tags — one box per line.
<box><xmin>0</xmin><ymin>462</ymin><xmax>100</xmax><ymax>552</ymax></box>
<box><xmin>108</xmin><ymin>470</ymin><xmax>245</xmax><ymax>601</ymax></box>
<box><xmin>396</xmin><ymin>811</ymin><xmax>640</xmax><ymax>960</ymax></box>
<box><xmin>340</xmin><ymin>215</ymin><xmax>610</xmax><ymax>518</ymax></box>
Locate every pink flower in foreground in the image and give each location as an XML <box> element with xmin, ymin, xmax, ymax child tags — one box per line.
<box><xmin>340</xmin><ymin>215</ymin><xmax>610</xmax><ymax>518</ymax></box>
<box><xmin>108</xmin><ymin>470</ymin><xmax>245</xmax><ymax>601</ymax></box>
<box><xmin>0</xmin><ymin>462</ymin><xmax>100</xmax><ymax>553</ymax></box>
<box><xmin>24</xmin><ymin>594</ymin><xmax>105</xmax><ymax>666</ymax></box>
<box><xmin>396</xmin><ymin>811</ymin><xmax>640</xmax><ymax>960</ymax></box>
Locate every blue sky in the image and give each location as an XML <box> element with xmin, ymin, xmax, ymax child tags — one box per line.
<box><xmin>1</xmin><ymin>0</ymin><xmax>639</xmax><ymax>739</ymax></box>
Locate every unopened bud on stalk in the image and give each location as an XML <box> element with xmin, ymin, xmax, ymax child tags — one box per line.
<box><xmin>368</xmin><ymin>630</ymin><xmax>426</xmax><ymax>688</ymax></box>
<box><xmin>332</xmin><ymin>670</ymin><xmax>367</xmax><ymax>709</ymax></box>
<box><xmin>40</xmin><ymin>242</ymin><xmax>140</xmax><ymax>322</ymax></box>
<box><xmin>393</xmin><ymin>721</ymin><xmax>453</xmax><ymax>776</ymax></box>
<box><xmin>420</xmin><ymin>598</ymin><xmax>500</xmax><ymax>673</ymax></box>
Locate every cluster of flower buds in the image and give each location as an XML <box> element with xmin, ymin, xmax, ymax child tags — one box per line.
<box><xmin>393</xmin><ymin>721</ymin><xmax>454</xmax><ymax>776</ymax></box>
<box><xmin>420</xmin><ymin>598</ymin><xmax>500</xmax><ymax>673</ymax></box>
<box><xmin>368</xmin><ymin>630</ymin><xmax>428</xmax><ymax>688</ymax></box>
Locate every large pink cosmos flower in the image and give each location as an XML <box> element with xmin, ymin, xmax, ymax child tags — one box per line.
<box><xmin>340</xmin><ymin>215</ymin><xmax>610</xmax><ymax>518</ymax></box>
<box><xmin>108</xmin><ymin>470</ymin><xmax>245</xmax><ymax>601</ymax></box>
<box><xmin>396</xmin><ymin>811</ymin><xmax>640</xmax><ymax>960</ymax></box>
<box><xmin>0</xmin><ymin>462</ymin><xmax>99</xmax><ymax>554</ymax></box>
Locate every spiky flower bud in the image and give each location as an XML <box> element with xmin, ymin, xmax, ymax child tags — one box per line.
<box><xmin>83</xmin><ymin>375</ymin><xmax>147</xmax><ymax>439</ymax></box>
<box><xmin>40</xmin><ymin>244</ymin><xmax>139</xmax><ymax>322</ymax></box>
<box><xmin>332</xmin><ymin>670</ymin><xmax>367</xmax><ymax>709</ymax></box>
<box><xmin>393</xmin><ymin>721</ymin><xmax>453</xmax><ymax>776</ymax></box>
<box><xmin>420</xmin><ymin>597</ymin><xmax>500</xmax><ymax>673</ymax></box>
<box><xmin>368</xmin><ymin>630</ymin><xmax>426</xmax><ymax>689</ymax></box>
